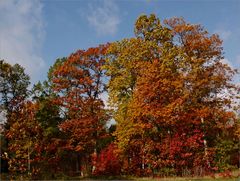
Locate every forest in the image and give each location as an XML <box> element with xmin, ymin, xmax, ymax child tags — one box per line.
<box><xmin>0</xmin><ymin>14</ymin><xmax>240</xmax><ymax>180</ymax></box>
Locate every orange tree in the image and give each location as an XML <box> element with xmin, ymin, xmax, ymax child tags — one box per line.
<box><xmin>6</xmin><ymin>101</ymin><xmax>43</xmax><ymax>179</ymax></box>
<box><xmin>105</xmin><ymin>14</ymin><xmax>239</xmax><ymax>176</ymax></box>
<box><xmin>51</xmin><ymin>45</ymin><xmax>110</xmax><ymax>176</ymax></box>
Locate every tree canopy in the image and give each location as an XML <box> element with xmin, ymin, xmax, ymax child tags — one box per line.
<box><xmin>0</xmin><ymin>14</ymin><xmax>239</xmax><ymax>180</ymax></box>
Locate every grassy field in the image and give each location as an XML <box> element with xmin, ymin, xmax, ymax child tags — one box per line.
<box><xmin>56</xmin><ymin>173</ymin><xmax>240</xmax><ymax>180</ymax></box>
<box><xmin>1</xmin><ymin>170</ymin><xmax>239</xmax><ymax>181</ymax></box>
<box><xmin>133</xmin><ymin>177</ymin><xmax>239</xmax><ymax>181</ymax></box>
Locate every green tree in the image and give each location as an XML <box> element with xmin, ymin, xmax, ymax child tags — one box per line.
<box><xmin>0</xmin><ymin>60</ymin><xmax>30</xmax><ymax>114</ymax></box>
<box><xmin>31</xmin><ymin>67</ymin><xmax>64</xmax><ymax>178</ymax></box>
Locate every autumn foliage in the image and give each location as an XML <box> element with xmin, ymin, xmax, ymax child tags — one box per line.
<box><xmin>92</xmin><ymin>143</ymin><xmax>121</xmax><ymax>176</ymax></box>
<box><xmin>6</xmin><ymin>101</ymin><xmax>43</xmax><ymax>177</ymax></box>
<box><xmin>51</xmin><ymin>45</ymin><xmax>110</xmax><ymax>176</ymax></box>
<box><xmin>0</xmin><ymin>14</ymin><xmax>239</xmax><ymax>179</ymax></box>
<box><xmin>105</xmin><ymin>14</ymin><xmax>239</xmax><ymax>176</ymax></box>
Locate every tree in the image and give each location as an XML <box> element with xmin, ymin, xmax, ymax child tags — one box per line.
<box><xmin>31</xmin><ymin>81</ymin><xmax>63</xmax><ymax>178</ymax></box>
<box><xmin>6</xmin><ymin>101</ymin><xmax>43</xmax><ymax>179</ymax></box>
<box><xmin>104</xmin><ymin>14</ymin><xmax>176</xmax><ymax>175</ymax></box>
<box><xmin>48</xmin><ymin>57</ymin><xmax>67</xmax><ymax>86</ymax></box>
<box><xmin>52</xmin><ymin>45</ymin><xmax>110</xmax><ymax>176</ymax></box>
<box><xmin>105</xmin><ymin>14</ymin><xmax>239</xmax><ymax>176</ymax></box>
<box><xmin>0</xmin><ymin>60</ymin><xmax>30</xmax><ymax>175</ymax></box>
<box><xmin>0</xmin><ymin>60</ymin><xmax>30</xmax><ymax>115</ymax></box>
<box><xmin>92</xmin><ymin>143</ymin><xmax>121</xmax><ymax>176</ymax></box>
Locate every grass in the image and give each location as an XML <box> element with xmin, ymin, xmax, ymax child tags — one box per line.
<box><xmin>52</xmin><ymin>174</ymin><xmax>239</xmax><ymax>181</ymax></box>
<box><xmin>1</xmin><ymin>170</ymin><xmax>239</xmax><ymax>181</ymax></box>
<box><xmin>134</xmin><ymin>177</ymin><xmax>239</xmax><ymax>181</ymax></box>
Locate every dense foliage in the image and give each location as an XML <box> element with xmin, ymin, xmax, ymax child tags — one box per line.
<box><xmin>0</xmin><ymin>14</ymin><xmax>239</xmax><ymax>180</ymax></box>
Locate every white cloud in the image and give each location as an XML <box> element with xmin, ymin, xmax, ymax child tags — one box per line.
<box><xmin>214</xmin><ymin>29</ymin><xmax>231</xmax><ymax>41</ymax></box>
<box><xmin>0</xmin><ymin>0</ymin><xmax>45</xmax><ymax>83</ymax></box>
<box><xmin>86</xmin><ymin>0</ymin><xmax>120</xmax><ymax>35</ymax></box>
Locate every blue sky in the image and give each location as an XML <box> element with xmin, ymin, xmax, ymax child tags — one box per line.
<box><xmin>0</xmin><ymin>0</ymin><xmax>240</xmax><ymax>84</ymax></box>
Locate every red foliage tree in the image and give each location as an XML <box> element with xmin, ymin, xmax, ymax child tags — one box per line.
<box><xmin>52</xmin><ymin>45</ymin><xmax>109</xmax><ymax>176</ymax></box>
<box><xmin>92</xmin><ymin>143</ymin><xmax>121</xmax><ymax>176</ymax></box>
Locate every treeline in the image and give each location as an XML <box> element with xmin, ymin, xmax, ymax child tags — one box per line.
<box><xmin>0</xmin><ymin>14</ymin><xmax>239</xmax><ymax>180</ymax></box>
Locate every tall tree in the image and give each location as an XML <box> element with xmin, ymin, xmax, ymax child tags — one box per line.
<box><xmin>105</xmin><ymin>14</ymin><xmax>239</xmax><ymax>176</ymax></box>
<box><xmin>31</xmin><ymin>81</ymin><xmax>63</xmax><ymax>177</ymax></box>
<box><xmin>52</xmin><ymin>45</ymin><xmax>109</xmax><ymax>176</ymax></box>
<box><xmin>0</xmin><ymin>60</ymin><xmax>30</xmax><ymax>174</ymax></box>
